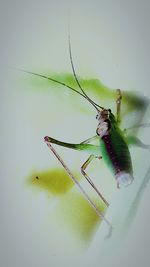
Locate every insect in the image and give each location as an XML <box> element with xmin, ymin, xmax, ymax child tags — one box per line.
<box><xmin>21</xmin><ymin>37</ymin><xmax>150</xmax><ymax>235</ymax></box>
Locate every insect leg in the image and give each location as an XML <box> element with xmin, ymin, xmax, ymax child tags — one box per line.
<box><xmin>116</xmin><ymin>89</ymin><xmax>122</xmax><ymax>123</ymax></box>
<box><xmin>44</xmin><ymin>136</ymin><xmax>100</xmax><ymax>155</ymax></box>
<box><xmin>80</xmin><ymin>135</ymin><xmax>98</xmax><ymax>144</ymax></box>
<box><xmin>124</xmin><ymin>122</ymin><xmax>150</xmax><ymax>132</ymax></box>
<box><xmin>81</xmin><ymin>155</ymin><xmax>109</xmax><ymax>207</ymax></box>
<box><xmin>125</xmin><ymin>135</ymin><xmax>150</xmax><ymax>150</ymax></box>
<box><xmin>44</xmin><ymin>137</ymin><xmax>112</xmax><ymax>232</ymax></box>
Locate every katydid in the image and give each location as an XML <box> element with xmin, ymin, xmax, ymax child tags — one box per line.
<box><xmin>20</xmin><ymin>38</ymin><xmax>150</xmax><ymax>235</ymax></box>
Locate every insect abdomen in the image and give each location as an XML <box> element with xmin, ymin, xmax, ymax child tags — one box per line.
<box><xmin>100</xmin><ymin>129</ymin><xmax>133</xmax><ymax>176</ymax></box>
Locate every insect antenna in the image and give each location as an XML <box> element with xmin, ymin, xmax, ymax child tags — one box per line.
<box><xmin>15</xmin><ymin>36</ymin><xmax>104</xmax><ymax>110</ymax></box>
<box><xmin>14</xmin><ymin>68</ymin><xmax>92</xmax><ymax>100</ymax></box>
<box><xmin>68</xmin><ymin>32</ymin><xmax>104</xmax><ymax>110</ymax></box>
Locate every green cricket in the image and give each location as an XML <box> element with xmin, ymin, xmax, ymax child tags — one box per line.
<box><xmin>21</xmin><ymin>36</ymin><xmax>150</xmax><ymax>235</ymax></box>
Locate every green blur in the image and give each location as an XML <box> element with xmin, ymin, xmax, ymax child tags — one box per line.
<box><xmin>27</xmin><ymin>168</ymin><xmax>107</xmax><ymax>242</ymax></box>
<box><xmin>23</xmin><ymin>71</ymin><xmax>149</xmax><ymax>120</ymax></box>
<box><xmin>27</xmin><ymin>169</ymin><xmax>79</xmax><ymax>196</ymax></box>
<box><xmin>55</xmin><ymin>191</ymin><xmax>106</xmax><ymax>242</ymax></box>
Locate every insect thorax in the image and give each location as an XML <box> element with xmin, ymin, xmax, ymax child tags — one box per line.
<box><xmin>96</xmin><ymin>109</ymin><xmax>111</xmax><ymax>138</ymax></box>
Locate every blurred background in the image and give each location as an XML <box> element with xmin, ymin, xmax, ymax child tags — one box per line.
<box><xmin>1</xmin><ymin>0</ymin><xmax>150</xmax><ymax>266</ymax></box>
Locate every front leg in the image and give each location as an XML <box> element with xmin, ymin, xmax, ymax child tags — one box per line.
<box><xmin>116</xmin><ymin>89</ymin><xmax>122</xmax><ymax>124</ymax></box>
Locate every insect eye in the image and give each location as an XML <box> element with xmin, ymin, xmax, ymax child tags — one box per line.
<box><xmin>108</xmin><ymin>109</ymin><xmax>111</xmax><ymax>113</ymax></box>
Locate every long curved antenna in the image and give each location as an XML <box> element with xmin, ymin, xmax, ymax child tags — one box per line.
<box><xmin>68</xmin><ymin>33</ymin><xmax>104</xmax><ymax>110</ymax></box>
<box><xmin>15</xmin><ymin>68</ymin><xmax>90</xmax><ymax>99</ymax></box>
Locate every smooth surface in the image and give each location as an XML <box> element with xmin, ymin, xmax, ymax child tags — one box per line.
<box><xmin>1</xmin><ymin>1</ymin><xmax>150</xmax><ymax>266</ymax></box>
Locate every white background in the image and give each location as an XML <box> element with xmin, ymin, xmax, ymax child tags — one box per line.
<box><xmin>1</xmin><ymin>1</ymin><xmax>150</xmax><ymax>266</ymax></box>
